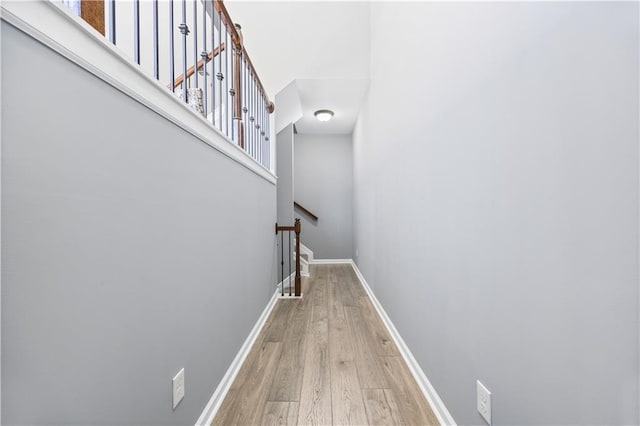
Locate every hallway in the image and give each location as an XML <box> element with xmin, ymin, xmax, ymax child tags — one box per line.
<box><xmin>212</xmin><ymin>264</ymin><xmax>439</xmax><ymax>425</ymax></box>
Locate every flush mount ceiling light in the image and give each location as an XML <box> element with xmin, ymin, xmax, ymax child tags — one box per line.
<box><xmin>314</xmin><ymin>109</ymin><xmax>334</xmax><ymax>122</ymax></box>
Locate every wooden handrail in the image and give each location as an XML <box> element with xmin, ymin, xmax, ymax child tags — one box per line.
<box><xmin>243</xmin><ymin>49</ymin><xmax>275</xmax><ymax>113</ymax></box>
<box><xmin>164</xmin><ymin>0</ymin><xmax>274</xmax><ymax>150</ymax></box>
<box><xmin>214</xmin><ymin>0</ymin><xmax>242</xmax><ymax>47</ymax></box>
<box><xmin>169</xmin><ymin>43</ymin><xmax>225</xmax><ymax>90</ymax></box>
<box><xmin>76</xmin><ymin>0</ymin><xmax>273</xmax><ymax>162</ymax></box>
<box><xmin>294</xmin><ymin>202</ymin><xmax>318</xmax><ymax>221</ymax></box>
<box><xmin>215</xmin><ymin>0</ymin><xmax>275</xmax><ymax>114</ymax></box>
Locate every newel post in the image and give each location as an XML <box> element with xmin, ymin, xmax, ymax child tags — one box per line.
<box><xmin>294</xmin><ymin>218</ymin><xmax>301</xmax><ymax>297</ymax></box>
<box><xmin>232</xmin><ymin>23</ymin><xmax>244</xmax><ymax>149</ymax></box>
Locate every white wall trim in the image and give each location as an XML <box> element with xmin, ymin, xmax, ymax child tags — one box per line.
<box><xmin>195</xmin><ymin>288</ymin><xmax>280</xmax><ymax>426</ymax></box>
<box><xmin>309</xmin><ymin>258</ymin><xmax>352</xmax><ymax>264</ymax></box>
<box><xmin>349</xmin><ymin>260</ymin><xmax>457</xmax><ymax>426</ymax></box>
<box><xmin>0</xmin><ymin>0</ymin><xmax>276</xmax><ymax>186</ymax></box>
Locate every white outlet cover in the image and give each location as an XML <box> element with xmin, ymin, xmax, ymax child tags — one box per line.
<box><xmin>477</xmin><ymin>380</ymin><xmax>492</xmax><ymax>425</ymax></box>
<box><xmin>173</xmin><ymin>368</ymin><xmax>185</xmax><ymax>409</ymax></box>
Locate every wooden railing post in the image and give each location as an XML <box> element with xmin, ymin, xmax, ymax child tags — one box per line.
<box><xmin>232</xmin><ymin>23</ymin><xmax>244</xmax><ymax>149</ymax></box>
<box><xmin>294</xmin><ymin>218</ymin><xmax>301</xmax><ymax>297</ymax></box>
<box><xmin>81</xmin><ymin>0</ymin><xmax>105</xmax><ymax>36</ymax></box>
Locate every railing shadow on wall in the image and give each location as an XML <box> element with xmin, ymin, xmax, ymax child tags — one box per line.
<box><xmin>65</xmin><ymin>0</ymin><xmax>274</xmax><ymax>169</ymax></box>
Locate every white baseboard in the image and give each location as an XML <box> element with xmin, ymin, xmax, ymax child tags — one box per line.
<box><xmin>309</xmin><ymin>258</ymin><xmax>352</xmax><ymax>264</ymax></box>
<box><xmin>195</xmin><ymin>260</ymin><xmax>455</xmax><ymax>426</ymax></box>
<box><xmin>350</xmin><ymin>261</ymin><xmax>457</xmax><ymax>426</ymax></box>
<box><xmin>195</xmin><ymin>288</ymin><xmax>279</xmax><ymax>425</ymax></box>
<box><xmin>196</xmin><ymin>270</ymin><xmax>299</xmax><ymax>424</ymax></box>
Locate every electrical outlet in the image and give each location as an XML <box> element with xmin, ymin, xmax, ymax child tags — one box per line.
<box><xmin>477</xmin><ymin>380</ymin><xmax>491</xmax><ymax>425</ymax></box>
<box><xmin>172</xmin><ymin>368</ymin><xmax>185</xmax><ymax>409</ymax></box>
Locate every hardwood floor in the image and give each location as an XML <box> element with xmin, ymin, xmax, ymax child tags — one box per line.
<box><xmin>212</xmin><ymin>264</ymin><xmax>439</xmax><ymax>426</ymax></box>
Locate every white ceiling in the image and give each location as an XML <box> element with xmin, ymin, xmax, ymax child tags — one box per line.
<box><xmin>225</xmin><ymin>1</ymin><xmax>370</xmax><ymax>95</ymax></box>
<box><xmin>225</xmin><ymin>1</ymin><xmax>371</xmax><ymax>135</ymax></box>
<box><xmin>294</xmin><ymin>79</ymin><xmax>369</xmax><ymax>135</ymax></box>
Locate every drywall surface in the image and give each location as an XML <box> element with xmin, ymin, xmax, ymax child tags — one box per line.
<box><xmin>353</xmin><ymin>2</ymin><xmax>639</xmax><ymax>424</ymax></box>
<box><xmin>275</xmin><ymin>124</ymin><xmax>294</xmax><ymax>287</ymax></box>
<box><xmin>294</xmin><ymin>134</ymin><xmax>353</xmax><ymax>259</ymax></box>
<box><xmin>1</xmin><ymin>22</ymin><xmax>277</xmax><ymax>424</ymax></box>
<box><xmin>276</xmin><ymin>124</ymin><xmax>294</xmax><ymax>226</ymax></box>
<box><xmin>274</xmin><ymin>81</ymin><xmax>303</xmax><ymax>135</ymax></box>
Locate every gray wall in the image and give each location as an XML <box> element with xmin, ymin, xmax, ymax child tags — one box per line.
<box><xmin>353</xmin><ymin>2</ymin><xmax>639</xmax><ymax>425</ymax></box>
<box><xmin>2</xmin><ymin>22</ymin><xmax>277</xmax><ymax>425</ymax></box>
<box><xmin>276</xmin><ymin>124</ymin><xmax>294</xmax><ymax>225</ymax></box>
<box><xmin>294</xmin><ymin>134</ymin><xmax>353</xmax><ymax>259</ymax></box>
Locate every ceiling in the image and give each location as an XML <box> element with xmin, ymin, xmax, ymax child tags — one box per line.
<box><xmin>294</xmin><ymin>79</ymin><xmax>369</xmax><ymax>135</ymax></box>
<box><xmin>224</xmin><ymin>1</ymin><xmax>371</xmax><ymax>136</ymax></box>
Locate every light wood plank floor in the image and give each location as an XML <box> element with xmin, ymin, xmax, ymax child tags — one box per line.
<box><xmin>212</xmin><ymin>264</ymin><xmax>439</xmax><ymax>426</ymax></box>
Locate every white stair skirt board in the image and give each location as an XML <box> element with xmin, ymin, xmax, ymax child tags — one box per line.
<box><xmin>297</xmin><ymin>254</ymin><xmax>310</xmax><ymax>277</ymax></box>
<box><xmin>294</xmin><ymin>240</ymin><xmax>313</xmax><ymax>260</ymax></box>
<box><xmin>350</xmin><ymin>261</ymin><xmax>457</xmax><ymax>426</ymax></box>
<box><xmin>294</xmin><ymin>240</ymin><xmax>313</xmax><ymax>274</ymax></box>
<box><xmin>298</xmin><ymin>241</ymin><xmax>314</xmax><ymax>261</ymax></box>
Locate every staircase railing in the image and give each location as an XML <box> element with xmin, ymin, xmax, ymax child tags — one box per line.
<box><xmin>275</xmin><ymin>219</ymin><xmax>301</xmax><ymax>297</ymax></box>
<box><xmin>63</xmin><ymin>0</ymin><xmax>274</xmax><ymax>169</ymax></box>
<box><xmin>168</xmin><ymin>42</ymin><xmax>225</xmax><ymax>90</ymax></box>
<box><xmin>293</xmin><ymin>201</ymin><xmax>318</xmax><ymax>222</ymax></box>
